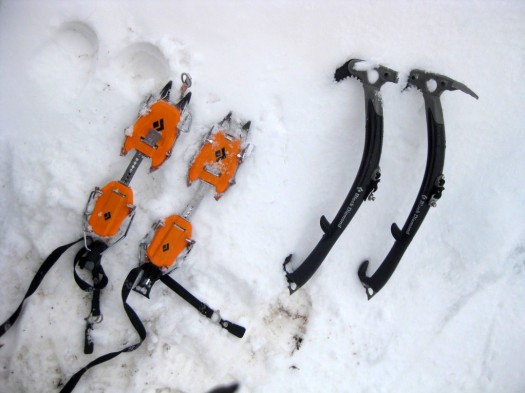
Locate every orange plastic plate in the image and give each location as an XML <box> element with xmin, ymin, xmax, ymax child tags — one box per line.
<box><xmin>188</xmin><ymin>131</ymin><xmax>241</xmax><ymax>195</ymax></box>
<box><xmin>122</xmin><ymin>101</ymin><xmax>181</xmax><ymax>171</ymax></box>
<box><xmin>87</xmin><ymin>181</ymin><xmax>134</xmax><ymax>238</ymax></box>
<box><xmin>146</xmin><ymin>215</ymin><xmax>193</xmax><ymax>268</ymax></box>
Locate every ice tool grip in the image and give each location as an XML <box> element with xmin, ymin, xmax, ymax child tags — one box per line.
<box><xmin>358</xmin><ymin>70</ymin><xmax>477</xmax><ymax>300</ymax></box>
<box><xmin>284</xmin><ymin>103</ymin><xmax>383</xmax><ymax>293</ymax></box>
<box><xmin>284</xmin><ymin>59</ymin><xmax>398</xmax><ymax>294</ymax></box>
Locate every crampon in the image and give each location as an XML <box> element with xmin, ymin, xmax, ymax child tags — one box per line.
<box><xmin>0</xmin><ymin>75</ymin><xmax>193</xmax><ymax>393</ymax></box>
<box><xmin>60</xmin><ymin>112</ymin><xmax>252</xmax><ymax>392</ymax></box>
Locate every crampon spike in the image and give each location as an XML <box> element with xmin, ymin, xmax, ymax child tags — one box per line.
<box><xmin>159</xmin><ymin>80</ymin><xmax>173</xmax><ymax>101</ymax></box>
<box><xmin>220</xmin><ymin>111</ymin><xmax>233</xmax><ymax>125</ymax></box>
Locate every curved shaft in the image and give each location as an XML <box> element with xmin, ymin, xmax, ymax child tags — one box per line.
<box><xmin>359</xmin><ymin>106</ymin><xmax>446</xmax><ymax>298</ymax></box>
<box><xmin>285</xmin><ymin>59</ymin><xmax>398</xmax><ymax>294</ymax></box>
<box><xmin>358</xmin><ymin>69</ymin><xmax>477</xmax><ymax>299</ymax></box>
<box><xmin>285</xmin><ymin>99</ymin><xmax>384</xmax><ymax>293</ymax></box>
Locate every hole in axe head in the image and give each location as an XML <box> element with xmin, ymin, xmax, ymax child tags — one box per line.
<box><xmin>426</xmin><ymin>78</ymin><xmax>437</xmax><ymax>93</ymax></box>
<box><xmin>367</xmin><ymin>69</ymin><xmax>379</xmax><ymax>84</ymax></box>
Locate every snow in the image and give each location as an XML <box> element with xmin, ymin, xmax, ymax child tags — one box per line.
<box><xmin>426</xmin><ymin>78</ymin><xmax>437</xmax><ymax>93</ymax></box>
<box><xmin>1</xmin><ymin>1</ymin><xmax>525</xmax><ymax>392</ymax></box>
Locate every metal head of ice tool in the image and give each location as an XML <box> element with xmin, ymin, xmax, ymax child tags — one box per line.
<box><xmin>335</xmin><ymin>59</ymin><xmax>399</xmax><ymax>86</ymax></box>
<box><xmin>405</xmin><ymin>69</ymin><xmax>478</xmax><ymax>124</ymax></box>
<box><xmin>335</xmin><ymin>59</ymin><xmax>399</xmax><ymax>115</ymax></box>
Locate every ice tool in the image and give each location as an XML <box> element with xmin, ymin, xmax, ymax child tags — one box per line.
<box><xmin>283</xmin><ymin>59</ymin><xmax>398</xmax><ymax>294</ymax></box>
<box><xmin>358</xmin><ymin>69</ymin><xmax>478</xmax><ymax>299</ymax></box>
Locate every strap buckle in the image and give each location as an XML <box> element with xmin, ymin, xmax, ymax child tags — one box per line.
<box><xmin>85</xmin><ymin>313</ymin><xmax>103</xmax><ymax>324</ymax></box>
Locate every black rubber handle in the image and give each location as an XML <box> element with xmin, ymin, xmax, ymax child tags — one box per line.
<box><xmin>359</xmin><ymin>105</ymin><xmax>446</xmax><ymax>298</ymax></box>
<box><xmin>285</xmin><ymin>99</ymin><xmax>385</xmax><ymax>293</ymax></box>
<box><xmin>285</xmin><ymin>234</ymin><xmax>339</xmax><ymax>293</ymax></box>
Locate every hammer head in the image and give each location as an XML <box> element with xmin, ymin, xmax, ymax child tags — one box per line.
<box><xmin>406</xmin><ymin>69</ymin><xmax>478</xmax><ymax>99</ymax></box>
<box><xmin>335</xmin><ymin>59</ymin><xmax>399</xmax><ymax>88</ymax></box>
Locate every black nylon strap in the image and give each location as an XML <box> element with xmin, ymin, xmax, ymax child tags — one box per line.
<box><xmin>60</xmin><ymin>267</ymin><xmax>245</xmax><ymax>392</ymax></box>
<box><xmin>160</xmin><ymin>275</ymin><xmax>246</xmax><ymax>339</ymax></box>
<box><xmin>60</xmin><ymin>267</ymin><xmax>146</xmax><ymax>393</ymax></box>
<box><xmin>73</xmin><ymin>242</ymin><xmax>109</xmax><ymax>354</ymax></box>
<box><xmin>73</xmin><ymin>242</ymin><xmax>109</xmax><ymax>292</ymax></box>
<box><xmin>0</xmin><ymin>238</ymin><xmax>83</xmax><ymax>337</ymax></box>
<box><xmin>160</xmin><ymin>274</ymin><xmax>213</xmax><ymax>317</ymax></box>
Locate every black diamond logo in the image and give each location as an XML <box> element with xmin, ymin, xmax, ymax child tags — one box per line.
<box><xmin>103</xmin><ymin>212</ymin><xmax>111</xmax><ymax>221</ymax></box>
<box><xmin>215</xmin><ymin>147</ymin><xmax>226</xmax><ymax>162</ymax></box>
<box><xmin>162</xmin><ymin>243</ymin><xmax>170</xmax><ymax>252</ymax></box>
<box><xmin>153</xmin><ymin>119</ymin><xmax>164</xmax><ymax>131</ymax></box>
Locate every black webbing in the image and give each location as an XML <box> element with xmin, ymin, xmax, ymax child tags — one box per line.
<box><xmin>60</xmin><ymin>266</ymin><xmax>146</xmax><ymax>393</ymax></box>
<box><xmin>60</xmin><ymin>267</ymin><xmax>245</xmax><ymax>392</ymax></box>
<box><xmin>160</xmin><ymin>274</ymin><xmax>246</xmax><ymax>339</ymax></box>
<box><xmin>73</xmin><ymin>241</ymin><xmax>109</xmax><ymax>354</ymax></box>
<box><xmin>0</xmin><ymin>238</ymin><xmax>83</xmax><ymax>337</ymax></box>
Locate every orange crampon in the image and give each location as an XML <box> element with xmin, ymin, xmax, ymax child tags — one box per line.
<box><xmin>188</xmin><ymin>113</ymin><xmax>250</xmax><ymax>198</ymax></box>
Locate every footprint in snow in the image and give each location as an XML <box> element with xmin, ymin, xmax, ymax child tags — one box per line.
<box><xmin>115</xmin><ymin>42</ymin><xmax>170</xmax><ymax>89</ymax></box>
<box><xmin>29</xmin><ymin>21</ymin><xmax>99</xmax><ymax>108</ymax></box>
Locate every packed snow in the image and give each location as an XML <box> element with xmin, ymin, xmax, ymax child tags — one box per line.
<box><xmin>1</xmin><ymin>1</ymin><xmax>525</xmax><ymax>392</ymax></box>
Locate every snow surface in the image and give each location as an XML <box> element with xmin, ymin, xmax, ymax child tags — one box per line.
<box><xmin>1</xmin><ymin>1</ymin><xmax>525</xmax><ymax>392</ymax></box>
